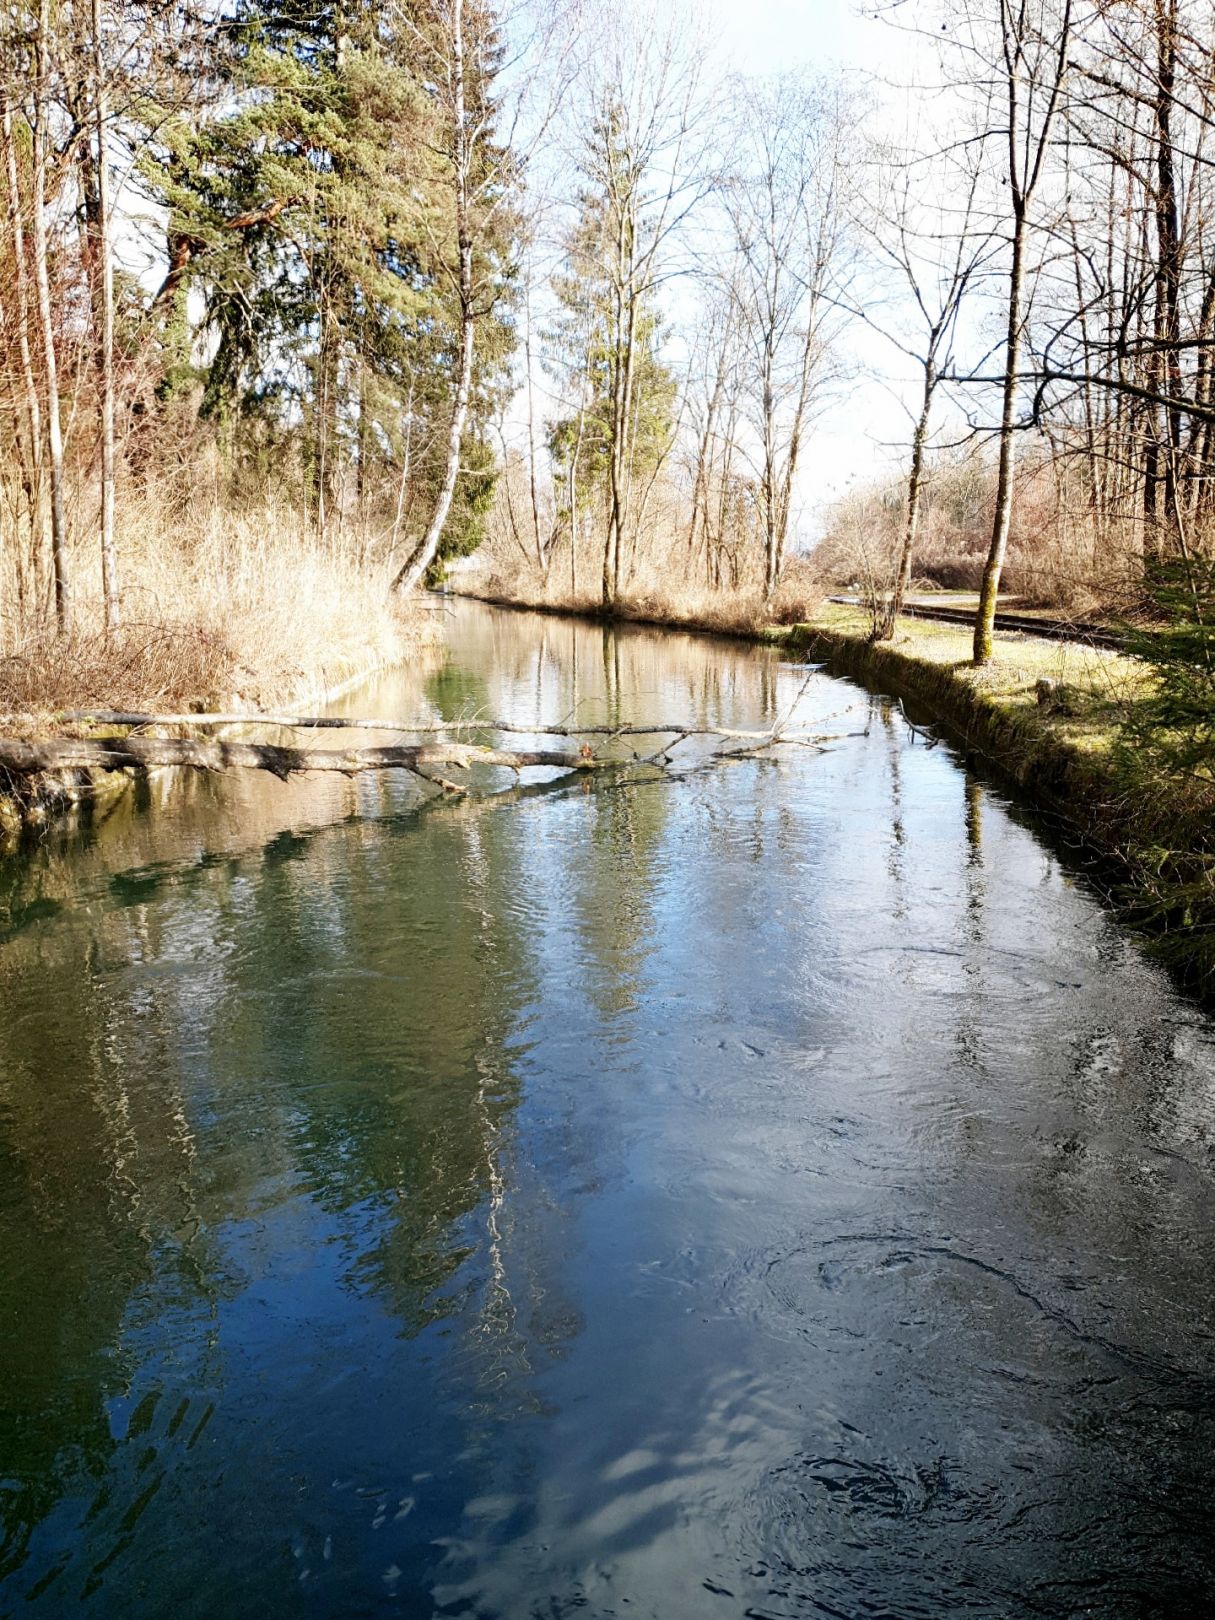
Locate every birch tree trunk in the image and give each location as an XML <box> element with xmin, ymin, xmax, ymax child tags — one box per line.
<box><xmin>391</xmin><ymin>0</ymin><xmax>472</xmax><ymax>596</ymax></box>
<box><xmin>93</xmin><ymin>0</ymin><xmax>119</xmax><ymax>630</ymax></box>
<box><xmin>31</xmin><ymin>0</ymin><xmax>71</xmax><ymax>632</ymax></box>
<box><xmin>391</xmin><ymin>280</ymin><xmax>474</xmax><ymax>594</ymax></box>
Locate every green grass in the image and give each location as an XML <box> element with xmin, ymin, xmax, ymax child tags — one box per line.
<box><xmin>800</xmin><ymin>604</ymin><xmax>1149</xmax><ymax>757</ymax></box>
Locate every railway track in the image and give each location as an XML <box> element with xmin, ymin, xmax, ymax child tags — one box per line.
<box><xmin>828</xmin><ymin>597</ymin><xmax>1127</xmax><ymax>651</ymax></box>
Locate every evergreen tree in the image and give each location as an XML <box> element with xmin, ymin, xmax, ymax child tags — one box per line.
<box><xmin>138</xmin><ymin>0</ymin><xmax>514</xmax><ymax>552</ymax></box>
<box><xmin>545</xmin><ymin>177</ymin><xmax>677</xmax><ymax>593</ymax></box>
<box><xmin>1117</xmin><ymin>559</ymin><xmax>1215</xmax><ymax>972</ymax></box>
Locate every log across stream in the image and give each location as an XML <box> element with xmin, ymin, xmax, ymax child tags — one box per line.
<box><xmin>0</xmin><ymin>683</ymin><xmax>846</xmax><ymax>811</ymax></box>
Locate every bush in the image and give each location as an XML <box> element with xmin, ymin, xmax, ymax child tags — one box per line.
<box><xmin>1116</xmin><ymin>557</ymin><xmax>1215</xmax><ymax>977</ymax></box>
<box><xmin>1120</xmin><ymin>558</ymin><xmax>1215</xmax><ymax>775</ymax></box>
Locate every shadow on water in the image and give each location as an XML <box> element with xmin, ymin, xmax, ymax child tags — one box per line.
<box><xmin>0</xmin><ymin>599</ymin><xmax>1214</xmax><ymax>1618</ymax></box>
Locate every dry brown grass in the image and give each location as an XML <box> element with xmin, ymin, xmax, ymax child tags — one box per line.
<box><xmin>467</xmin><ymin>574</ymin><xmax>826</xmax><ymax>636</ymax></box>
<box><xmin>0</xmin><ymin>491</ymin><xmax>426</xmax><ymax>718</ymax></box>
<box><xmin>467</xmin><ymin>523</ymin><xmax>826</xmax><ymax>635</ymax></box>
<box><xmin>468</xmin><ymin>460</ymin><xmax>829</xmax><ymax>634</ymax></box>
<box><xmin>815</xmin><ymin>450</ymin><xmax>1150</xmax><ymax>616</ymax></box>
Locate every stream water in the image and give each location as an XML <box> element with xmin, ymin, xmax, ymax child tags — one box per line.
<box><xmin>1</xmin><ymin>598</ymin><xmax>1214</xmax><ymax>1619</ymax></box>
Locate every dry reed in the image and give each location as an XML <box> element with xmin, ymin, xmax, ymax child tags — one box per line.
<box><xmin>0</xmin><ymin>490</ymin><xmax>425</xmax><ymax>716</ymax></box>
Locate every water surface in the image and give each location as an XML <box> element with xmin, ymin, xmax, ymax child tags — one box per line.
<box><xmin>2</xmin><ymin>600</ymin><xmax>1214</xmax><ymax>1618</ymax></box>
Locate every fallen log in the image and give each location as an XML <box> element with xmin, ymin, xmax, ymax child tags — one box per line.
<box><xmin>9</xmin><ymin>707</ymin><xmax>822</xmax><ymax>744</ymax></box>
<box><xmin>0</xmin><ymin>734</ymin><xmax>600</xmax><ymax>789</ymax></box>
<box><xmin>0</xmin><ymin>674</ymin><xmax>860</xmax><ymax>810</ymax></box>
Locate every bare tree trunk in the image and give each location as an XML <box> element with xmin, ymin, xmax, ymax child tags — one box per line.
<box><xmin>569</xmin><ymin>401</ymin><xmax>585</xmax><ymax>598</ymax></box>
<box><xmin>1069</xmin><ymin>215</ymin><xmax>1103</xmax><ymax>539</ymax></box>
<box><xmin>615</xmin><ymin>298</ymin><xmax>638</xmax><ymax>605</ymax></box>
<box><xmin>974</xmin><ymin>221</ymin><xmax>1026</xmax><ymax>665</ymax></box>
<box><xmin>771</xmin><ymin>307</ymin><xmax>822</xmax><ymax>600</ymax></box>
<box><xmin>971</xmin><ymin>0</ymin><xmax>1071</xmax><ymax>666</ymax></box>
<box><xmin>391</xmin><ymin>0</ymin><xmax>473</xmax><ymax>596</ymax></box>
<box><xmin>1148</xmin><ymin>0</ymin><xmax>1181</xmax><ymax>550</ymax></box>
<box><xmin>495</xmin><ymin>416</ymin><xmax>533</xmax><ymax>567</ymax></box>
<box><xmin>524</xmin><ymin>279</ymin><xmax>547</xmax><ymax>575</ymax></box>
<box><xmin>712</xmin><ymin>411</ymin><xmax>738</xmax><ymax>589</ymax></box>
<box><xmin>314</xmin><ymin>276</ymin><xmax>337</xmax><ymax>539</ymax></box>
<box><xmin>604</xmin><ymin>261</ymin><xmax>637</xmax><ymax>609</ymax></box>
<box><xmin>93</xmin><ymin>0</ymin><xmax>119</xmax><ymax>630</ymax></box>
<box><xmin>389</xmin><ymin>378</ymin><xmax>415</xmax><ymax>553</ymax></box>
<box><xmin>357</xmin><ymin>353</ymin><xmax>370</xmax><ymax>530</ymax></box>
<box><xmin>3</xmin><ymin>86</ymin><xmax>47</xmax><ymax>610</ymax></box>
<box><xmin>877</xmin><ymin>368</ymin><xmax>933</xmax><ymax>642</ymax></box>
<box><xmin>31</xmin><ymin>0</ymin><xmax>71</xmax><ymax>632</ymax></box>
<box><xmin>761</xmin><ymin>335</ymin><xmax>779</xmax><ymax>600</ymax></box>
<box><xmin>0</xmin><ymin>734</ymin><xmax>603</xmax><ymax>782</ymax></box>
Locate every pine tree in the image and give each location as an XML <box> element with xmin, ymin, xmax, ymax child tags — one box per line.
<box><xmin>1116</xmin><ymin>558</ymin><xmax>1215</xmax><ymax>973</ymax></box>
<box><xmin>139</xmin><ymin>0</ymin><xmax>514</xmax><ymax>552</ymax></box>
<box><xmin>545</xmin><ymin>177</ymin><xmax>677</xmax><ymax>600</ymax></box>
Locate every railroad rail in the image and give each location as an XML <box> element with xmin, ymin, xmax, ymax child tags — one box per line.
<box><xmin>828</xmin><ymin>597</ymin><xmax>1127</xmax><ymax>651</ymax></box>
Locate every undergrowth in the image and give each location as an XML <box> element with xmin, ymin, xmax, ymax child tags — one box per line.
<box><xmin>465</xmin><ymin>554</ymin><xmax>824</xmax><ymax>635</ymax></box>
<box><xmin>1</xmin><ymin>495</ymin><xmax>423</xmax><ymax>717</ymax></box>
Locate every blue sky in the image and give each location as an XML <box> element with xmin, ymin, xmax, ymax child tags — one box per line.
<box><xmin>704</xmin><ymin>0</ymin><xmax>895</xmax><ymax>76</ymax></box>
<box><xmin>697</xmin><ymin>0</ymin><xmax>936</xmax><ymax>536</ymax></box>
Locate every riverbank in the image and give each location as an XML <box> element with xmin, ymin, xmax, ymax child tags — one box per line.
<box><xmin>452</xmin><ymin>585</ymin><xmax>1212</xmax><ymax>986</ymax></box>
<box><xmin>4</xmin><ymin>566</ymin><xmax>1209</xmax><ymax>984</ymax></box>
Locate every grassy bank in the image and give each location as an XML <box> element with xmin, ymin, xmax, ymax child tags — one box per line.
<box><xmin>454</xmin><ymin>583</ymin><xmax>1213</xmax><ymax>988</ymax></box>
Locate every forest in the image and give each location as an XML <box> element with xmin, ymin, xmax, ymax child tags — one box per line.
<box><xmin>1</xmin><ymin>0</ymin><xmax>1214</xmax><ymax>703</ymax></box>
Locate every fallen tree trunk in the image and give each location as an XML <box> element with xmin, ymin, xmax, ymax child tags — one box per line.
<box><xmin>0</xmin><ymin>734</ymin><xmax>599</xmax><ymax>787</ymax></box>
<box><xmin>12</xmin><ymin>708</ymin><xmax>820</xmax><ymax>744</ymax></box>
<box><xmin>0</xmin><ymin>672</ymin><xmax>852</xmax><ymax>812</ymax></box>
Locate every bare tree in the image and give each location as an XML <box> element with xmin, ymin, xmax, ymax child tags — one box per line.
<box><xmin>683</xmin><ymin>289</ymin><xmax>739</xmax><ymax>574</ymax></box>
<box><xmin>30</xmin><ymin>0</ymin><xmax>71</xmax><ymax>631</ymax></box>
<box><xmin>92</xmin><ymin>0</ymin><xmax>118</xmax><ymax>629</ymax></box>
<box><xmin>850</xmin><ymin>149</ymin><xmax>990</xmax><ymax>638</ymax></box>
<box><xmin>1033</xmin><ymin>0</ymin><xmax>1215</xmax><ymax>572</ymax></box>
<box><xmin>2</xmin><ymin>70</ymin><xmax>46</xmax><ymax>613</ymax></box>
<box><xmin>720</xmin><ymin>73</ymin><xmax>850</xmax><ymax>601</ymax></box>
<box><xmin>965</xmin><ymin>0</ymin><xmax>1074</xmax><ymax>664</ymax></box>
<box><xmin>565</xmin><ymin>2</ymin><xmax>707</xmax><ymax>608</ymax></box>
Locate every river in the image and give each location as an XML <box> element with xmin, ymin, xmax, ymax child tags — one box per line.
<box><xmin>1</xmin><ymin>598</ymin><xmax>1213</xmax><ymax>1618</ymax></box>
